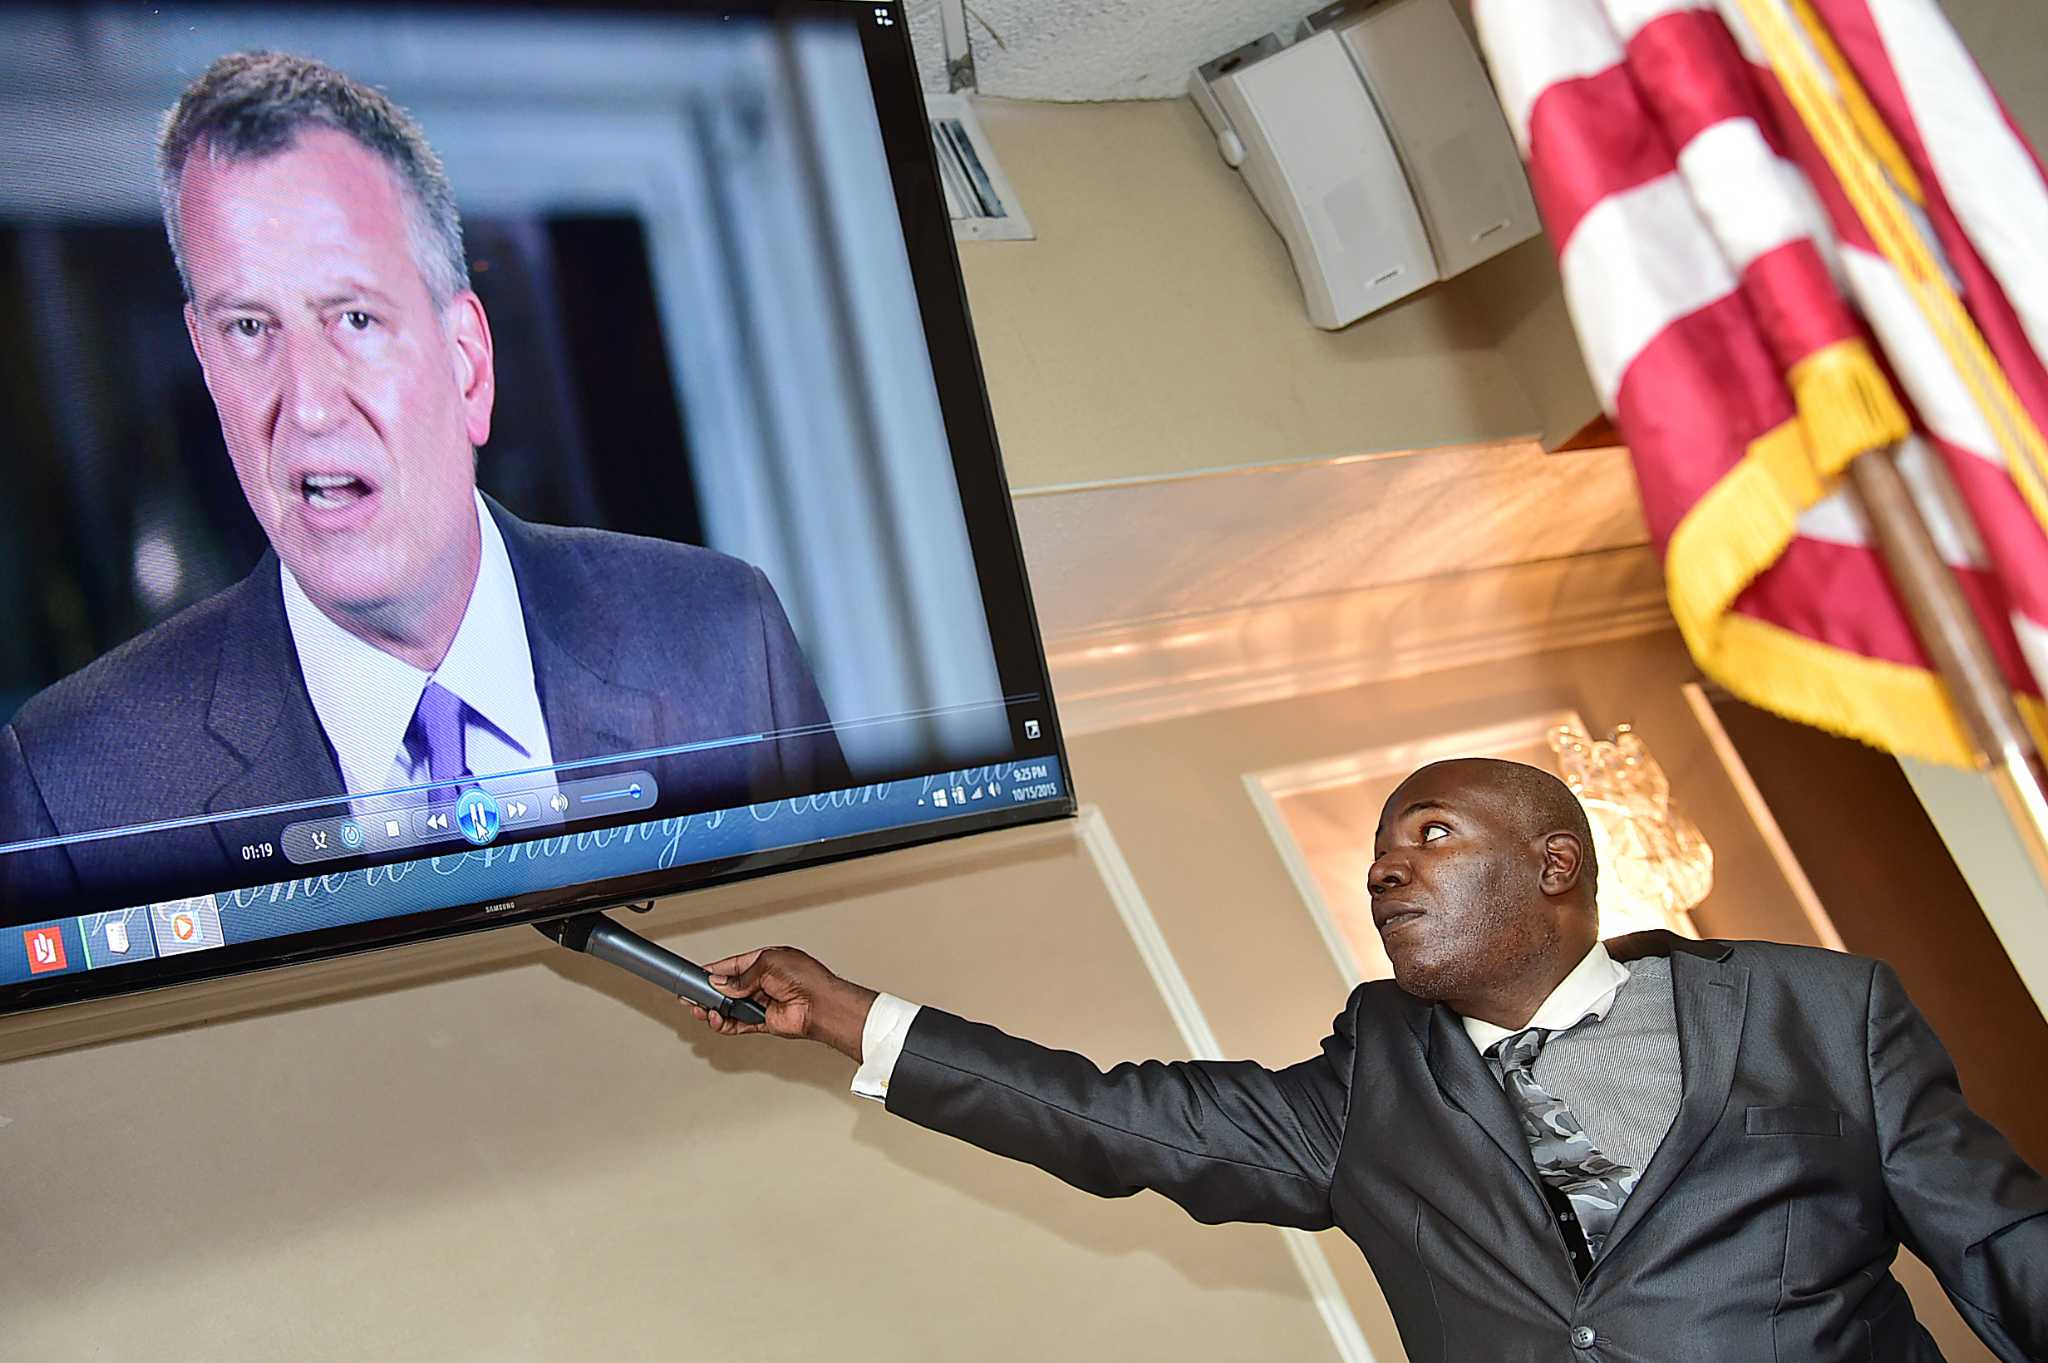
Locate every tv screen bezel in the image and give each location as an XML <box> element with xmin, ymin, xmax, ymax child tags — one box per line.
<box><xmin>0</xmin><ymin>0</ymin><xmax>1076</xmax><ymax>1017</ymax></box>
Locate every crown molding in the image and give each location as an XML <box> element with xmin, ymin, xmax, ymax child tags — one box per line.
<box><xmin>1045</xmin><ymin>543</ymin><xmax>1672</xmax><ymax>735</ymax></box>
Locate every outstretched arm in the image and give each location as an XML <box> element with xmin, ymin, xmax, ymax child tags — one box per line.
<box><xmin>687</xmin><ymin>947</ymin><xmax>1356</xmax><ymax>1231</ymax></box>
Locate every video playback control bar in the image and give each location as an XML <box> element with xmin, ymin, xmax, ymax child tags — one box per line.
<box><xmin>280</xmin><ymin>771</ymin><xmax>659</xmax><ymax>866</ymax></box>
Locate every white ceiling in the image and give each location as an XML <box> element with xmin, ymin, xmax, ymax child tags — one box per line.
<box><xmin>906</xmin><ymin>0</ymin><xmax>1330</xmax><ymax>101</ymax></box>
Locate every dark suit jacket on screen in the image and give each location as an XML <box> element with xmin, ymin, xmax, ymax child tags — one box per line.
<box><xmin>0</xmin><ymin>498</ymin><xmax>849</xmax><ymax>913</ymax></box>
<box><xmin>886</xmin><ymin>932</ymin><xmax>2047</xmax><ymax>1363</ymax></box>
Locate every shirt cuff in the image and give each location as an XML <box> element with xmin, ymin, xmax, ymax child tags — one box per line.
<box><xmin>849</xmin><ymin>993</ymin><xmax>922</xmax><ymax>1103</ymax></box>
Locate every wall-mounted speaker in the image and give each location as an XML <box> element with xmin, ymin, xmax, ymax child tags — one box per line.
<box><xmin>1191</xmin><ymin>0</ymin><xmax>1540</xmax><ymax>329</ymax></box>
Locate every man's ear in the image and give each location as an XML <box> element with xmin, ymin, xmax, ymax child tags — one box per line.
<box><xmin>184</xmin><ymin>302</ymin><xmax>214</xmax><ymax>391</ymax></box>
<box><xmin>447</xmin><ymin>290</ymin><xmax>495</xmax><ymax>448</ymax></box>
<box><xmin>1539</xmin><ymin>831</ymin><xmax>1584</xmax><ymax>898</ymax></box>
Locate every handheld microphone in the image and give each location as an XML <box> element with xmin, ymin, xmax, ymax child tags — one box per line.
<box><xmin>538</xmin><ymin>912</ymin><xmax>770</xmax><ymax>1025</ymax></box>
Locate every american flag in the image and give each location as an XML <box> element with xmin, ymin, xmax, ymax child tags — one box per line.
<box><xmin>1472</xmin><ymin>0</ymin><xmax>2048</xmax><ymax>766</ymax></box>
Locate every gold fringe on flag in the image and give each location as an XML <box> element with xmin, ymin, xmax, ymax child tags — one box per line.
<box><xmin>1710</xmin><ymin>612</ymin><xmax>1976</xmax><ymax>766</ymax></box>
<box><xmin>1663</xmin><ymin>420</ymin><xmax>1817</xmax><ymax>652</ymax></box>
<box><xmin>1663</xmin><ymin>415</ymin><xmax>1980</xmax><ymax>767</ymax></box>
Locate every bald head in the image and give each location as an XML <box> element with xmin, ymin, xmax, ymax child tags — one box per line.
<box><xmin>1407</xmin><ymin>758</ymin><xmax>1599</xmax><ymax>904</ymax></box>
<box><xmin>1367</xmin><ymin>757</ymin><xmax>1600</xmax><ymax>1024</ymax></box>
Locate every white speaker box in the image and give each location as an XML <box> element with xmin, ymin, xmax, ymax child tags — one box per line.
<box><xmin>1191</xmin><ymin>0</ymin><xmax>1540</xmax><ymax>329</ymax></box>
<box><xmin>1304</xmin><ymin>0</ymin><xmax>1540</xmax><ymax>280</ymax></box>
<box><xmin>1190</xmin><ymin>30</ymin><xmax>1439</xmax><ymax>328</ymax></box>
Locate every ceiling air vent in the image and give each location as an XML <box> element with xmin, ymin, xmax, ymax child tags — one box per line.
<box><xmin>925</xmin><ymin>93</ymin><xmax>1033</xmax><ymax>241</ymax></box>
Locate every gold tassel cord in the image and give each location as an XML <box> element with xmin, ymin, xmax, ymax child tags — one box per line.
<box><xmin>1786</xmin><ymin>337</ymin><xmax>1911</xmax><ymax>477</ymax></box>
<box><xmin>1784</xmin><ymin>0</ymin><xmax>1924</xmax><ymax>205</ymax></box>
<box><xmin>1731</xmin><ymin>0</ymin><xmax>2048</xmax><ymax>543</ymax></box>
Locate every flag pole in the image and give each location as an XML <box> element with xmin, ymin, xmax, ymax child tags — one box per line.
<box><xmin>1846</xmin><ymin>450</ymin><xmax>2048</xmax><ymax>885</ymax></box>
<box><xmin>1724</xmin><ymin>0</ymin><xmax>2048</xmax><ymax>886</ymax></box>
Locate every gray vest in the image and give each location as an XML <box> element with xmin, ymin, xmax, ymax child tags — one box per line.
<box><xmin>1484</xmin><ymin>955</ymin><xmax>1682</xmax><ymax>1177</ymax></box>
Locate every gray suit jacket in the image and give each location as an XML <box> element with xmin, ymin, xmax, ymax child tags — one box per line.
<box><xmin>886</xmin><ymin>932</ymin><xmax>2048</xmax><ymax>1362</ymax></box>
<box><xmin>0</xmin><ymin>499</ymin><xmax>848</xmax><ymax>916</ymax></box>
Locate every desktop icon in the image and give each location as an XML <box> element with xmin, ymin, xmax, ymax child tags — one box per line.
<box><xmin>455</xmin><ymin>789</ymin><xmax>501</xmax><ymax>846</ymax></box>
<box><xmin>79</xmin><ymin>909</ymin><xmax>157</xmax><ymax>968</ymax></box>
<box><xmin>22</xmin><ymin>926</ymin><xmax>67</xmax><ymax>974</ymax></box>
<box><xmin>152</xmin><ymin>896</ymin><xmax>226</xmax><ymax>957</ymax></box>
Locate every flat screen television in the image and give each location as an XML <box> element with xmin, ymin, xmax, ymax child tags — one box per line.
<box><xmin>0</xmin><ymin>0</ymin><xmax>1073</xmax><ymax>1013</ymax></box>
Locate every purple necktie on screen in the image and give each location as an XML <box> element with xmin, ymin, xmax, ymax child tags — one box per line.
<box><xmin>406</xmin><ymin>681</ymin><xmax>472</xmax><ymax>806</ymax></box>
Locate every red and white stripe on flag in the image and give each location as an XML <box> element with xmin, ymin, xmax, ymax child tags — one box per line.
<box><xmin>1473</xmin><ymin>0</ymin><xmax>2048</xmax><ymax>765</ymax></box>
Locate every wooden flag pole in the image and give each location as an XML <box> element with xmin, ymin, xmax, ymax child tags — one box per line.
<box><xmin>1847</xmin><ymin>451</ymin><xmax>2048</xmax><ymax>887</ymax></box>
<box><xmin>1727</xmin><ymin>0</ymin><xmax>2048</xmax><ymax>885</ymax></box>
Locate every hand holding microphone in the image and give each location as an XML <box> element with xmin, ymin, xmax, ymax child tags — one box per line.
<box><xmin>688</xmin><ymin>946</ymin><xmax>878</xmax><ymax>1062</ymax></box>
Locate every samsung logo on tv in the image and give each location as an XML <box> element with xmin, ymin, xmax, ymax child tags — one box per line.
<box><xmin>481</xmin><ymin>900</ymin><xmax>520</xmax><ymax>915</ymax></box>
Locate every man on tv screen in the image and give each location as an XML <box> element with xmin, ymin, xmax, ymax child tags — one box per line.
<box><xmin>0</xmin><ymin>52</ymin><xmax>848</xmax><ymax>909</ymax></box>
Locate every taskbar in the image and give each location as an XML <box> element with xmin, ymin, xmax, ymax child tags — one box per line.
<box><xmin>0</xmin><ymin>756</ymin><xmax>1067</xmax><ymax>989</ymax></box>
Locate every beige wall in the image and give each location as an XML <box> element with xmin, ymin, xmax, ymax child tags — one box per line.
<box><xmin>1946</xmin><ymin>0</ymin><xmax>2048</xmax><ymax>145</ymax></box>
<box><xmin>1488</xmin><ymin>237</ymin><xmax>1605</xmax><ymax>448</ymax></box>
<box><xmin>959</xmin><ymin>98</ymin><xmax>1550</xmax><ymax>488</ymax></box>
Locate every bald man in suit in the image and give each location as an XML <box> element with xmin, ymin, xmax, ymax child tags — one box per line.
<box><xmin>688</xmin><ymin>759</ymin><xmax>2047</xmax><ymax>1363</ymax></box>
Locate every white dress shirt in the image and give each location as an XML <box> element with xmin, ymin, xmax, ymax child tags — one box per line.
<box><xmin>280</xmin><ymin>491</ymin><xmax>560</xmax><ymax>820</ymax></box>
<box><xmin>851</xmin><ymin>991</ymin><xmax>923</xmax><ymax>1101</ymax></box>
<box><xmin>848</xmin><ymin>942</ymin><xmax>1632</xmax><ymax>1103</ymax></box>
<box><xmin>1460</xmin><ymin>942</ymin><xmax>1631</xmax><ymax>1055</ymax></box>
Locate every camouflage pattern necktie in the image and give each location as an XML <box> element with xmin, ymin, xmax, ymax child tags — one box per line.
<box><xmin>1491</xmin><ymin>1026</ymin><xmax>1640</xmax><ymax>1257</ymax></box>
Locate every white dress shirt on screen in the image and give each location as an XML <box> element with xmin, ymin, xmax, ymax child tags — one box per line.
<box><xmin>280</xmin><ymin>491</ymin><xmax>560</xmax><ymax>820</ymax></box>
